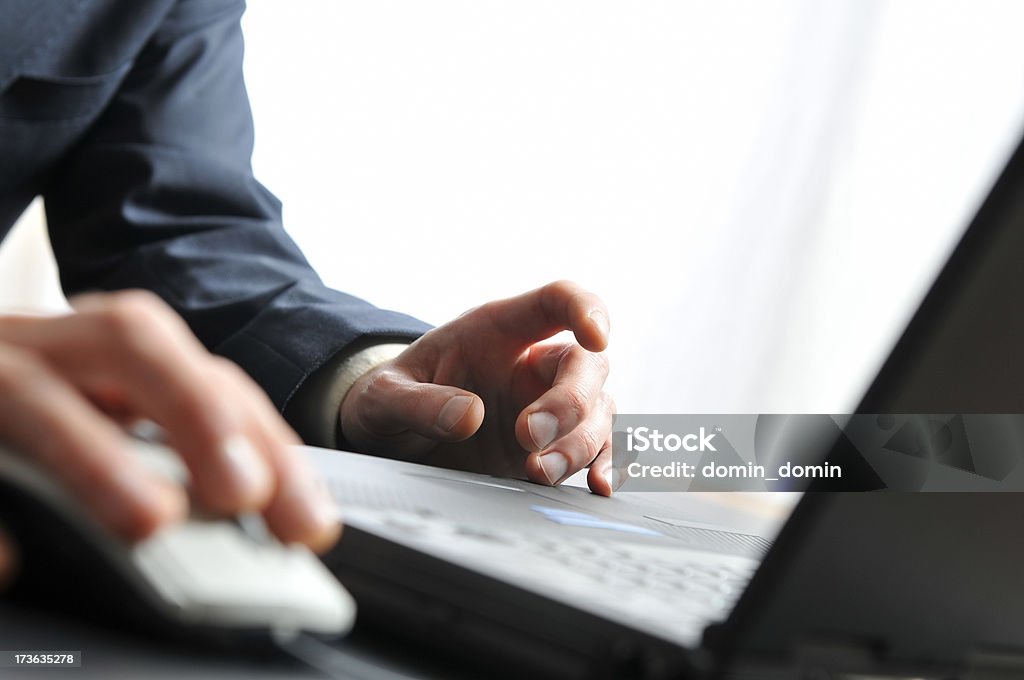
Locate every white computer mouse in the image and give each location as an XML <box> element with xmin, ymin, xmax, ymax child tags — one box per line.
<box><xmin>0</xmin><ymin>441</ymin><xmax>355</xmax><ymax>642</ymax></box>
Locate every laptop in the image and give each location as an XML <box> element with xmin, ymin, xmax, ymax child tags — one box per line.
<box><xmin>308</xmin><ymin>126</ymin><xmax>1024</xmax><ymax>679</ymax></box>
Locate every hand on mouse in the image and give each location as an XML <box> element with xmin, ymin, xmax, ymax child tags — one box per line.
<box><xmin>339</xmin><ymin>281</ymin><xmax>618</xmax><ymax>495</ymax></box>
<box><xmin>0</xmin><ymin>291</ymin><xmax>340</xmax><ymax>552</ymax></box>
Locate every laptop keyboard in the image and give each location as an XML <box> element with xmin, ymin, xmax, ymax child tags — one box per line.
<box><xmin>515</xmin><ymin>533</ymin><xmax>756</xmax><ymax>642</ymax></box>
<box><xmin>347</xmin><ymin>508</ymin><xmax>760</xmax><ymax>645</ymax></box>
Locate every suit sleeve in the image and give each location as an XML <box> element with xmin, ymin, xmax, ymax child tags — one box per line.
<box><xmin>41</xmin><ymin>0</ymin><xmax>430</xmax><ymax>417</ymax></box>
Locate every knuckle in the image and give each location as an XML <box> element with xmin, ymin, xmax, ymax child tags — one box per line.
<box><xmin>109</xmin><ymin>290</ymin><xmax>168</xmax><ymax>319</ymax></box>
<box><xmin>540</xmin><ymin>280</ymin><xmax>577</xmax><ymax>317</ymax></box>
<box><xmin>604</xmin><ymin>393</ymin><xmax>617</xmax><ymax>418</ymax></box>
<box><xmin>368</xmin><ymin>367</ymin><xmax>402</xmax><ymax>393</ymax></box>
<box><xmin>544</xmin><ymin>279</ymin><xmax>578</xmax><ymax>299</ymax></box>
<box><xmin>591</xmin><ymin>351</ymin><xmax>610</xmax><ymax>375</ymax></box>
<box><xmin>475</xmin><ymin>301</ymin><xmax>510</xmax><ymax>335</ymax></box>
<box><xmin>362</xmin><ymin>368</ymin><xmax>407</xmax><ymax>412</ymax></box>
<box><xmin>103</xmin><ymin>292</ymin><xmax>183</xmax><ymax>348</ymax></box>
<box><xmin>457</xmin><ymin>302</ymin><xmax>486</xmax><ymax>321</ymax></box>
<box><xmin>562</xmin><ymin>385</ymin><xmax>590</xmax><ymax>422</ymax></box>
<box><xmin>210</xmin><ymin>356</ymin><xmax>251</xmax><ymax>385</ymax></box>
<box><xmin>576</xmin><ymin>426</ymin><xmax>602</xmax><ymax>463</ymax></box>
<box><xmin>97</xmin><ymin>294</ymin><xmax>193</xmax><ymax>370</ymax></box>
<box><xmin>550</xmin><ymin>342</ymin><xmax>574</xmax><ymax>364</ymax></box>
<box><xmin>99</xmin><ymin>296</ymin><xmax>158</xmax><ymax>343</ymax></box>
<box><xmin>114</xmin><ymin>289</ymin><xmax>164</xmax><ymax>307</ymax></box>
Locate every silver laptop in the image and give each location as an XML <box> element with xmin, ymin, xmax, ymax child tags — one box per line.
<box><xmin>313</xmin><ymin>126</ymin><xmax>1024</xmax><ymax>679</ymax></box>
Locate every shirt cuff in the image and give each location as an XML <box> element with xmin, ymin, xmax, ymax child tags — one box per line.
<box><xmin>284</xmin><ymin>341</ymin><xmax>410</xmax><ymax>449</ymax></box>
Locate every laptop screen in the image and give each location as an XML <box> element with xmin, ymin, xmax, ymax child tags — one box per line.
<box><xmin>858</xmin><ymin>131</ymin><xmax>1024</xmax><ymax>413</ymax></box>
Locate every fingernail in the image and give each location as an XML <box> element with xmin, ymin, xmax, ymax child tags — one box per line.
<box><xmin>222</xmin><ymin>435</ymin><xmax>272</xmax><ymax>500</ymax></box>
<box><xmin>307</xmin><ymin>478</ymin><xmax>342</xmax><ymax>528</ymax></box>
<box><xmin>279</xmin><ymin>472</ymin><xmax>343</xmax><ymax>552</ymax></box>
<box><xmin>539</xmin><ymin>451</ymin><xmax>569</xmax><ymax>485</ymax></box>
<box><xmin>300</xmin><ymin>476</ymin><xmax>344</xmax><ymax>551</ymax></box>
<box><xmin>605</xmin><ymin>467</ymin><xmax>617</xmax><ymax>492</ymax></box>
<box><xmin>528</xmin><ymin>411</ymin><xmax>559</xmax><ymax>450</ymax></box>
<box><xmin>588</xmin><ymin>309</ymin><xmax>610</xmax><ymax>338</ymax></box>
<box><xmin>437</xmin><ymin>395</ymin><xmax>474</xmax><ymax>432</ymax></box>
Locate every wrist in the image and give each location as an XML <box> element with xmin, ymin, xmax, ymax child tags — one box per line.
<box><xmin>285</xmin><ymin>341</ymin><xmax>409</xmax><ymax>449</ymax></box>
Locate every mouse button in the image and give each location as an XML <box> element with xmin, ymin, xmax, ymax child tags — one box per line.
<box><xmin>132</xmin><ymin>521</ymin><xmax>282</xmax><ymax>609</ymax></box>
<box><xmin>132</xmin><ymin>520</ymin><xmax>355</xmax><ymax>634</ymax></box>
<box><xmin>271</xmin><ymin>549</ymin><xmax>358</xmax><ymax>633</ymax></box>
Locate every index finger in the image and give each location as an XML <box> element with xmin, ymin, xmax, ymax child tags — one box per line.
<box><xmin>2</xmin><ymin>293</ymin><xmax>273</xmax><ymax>513</ymax></box>
<box><xmin>486</xmin><ymin>280</ymin><xmax>609</xmax><ymax>352</ymax></box>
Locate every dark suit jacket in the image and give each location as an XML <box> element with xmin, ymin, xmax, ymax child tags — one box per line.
<box><xmin>0</xmin><ymin>0</ymin><xmax>430</xmax><ymax>419</ymax></box>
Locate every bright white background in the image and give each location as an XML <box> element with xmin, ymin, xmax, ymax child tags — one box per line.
<box><xmin>3</xmin><ymin>1</ymin><xmax>1024</xmax><ymax>415</ymax></box>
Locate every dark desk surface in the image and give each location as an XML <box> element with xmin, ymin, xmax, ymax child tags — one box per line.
<box><xmin>0</xmin><ymin>601</ymin><xmax>479</xmax><ymax>680</ymax></box>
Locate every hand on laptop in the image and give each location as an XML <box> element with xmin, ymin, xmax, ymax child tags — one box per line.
<box><xmin>0</xmin><ymin>291</ymin><xmax>340</xmax><ymax>551</ymax></box>
<box><xmin>339</xmin><ymin>281</ymin><xmax>618</xmax><ymax>495</ymax></box>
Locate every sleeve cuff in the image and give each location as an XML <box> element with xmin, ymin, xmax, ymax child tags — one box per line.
<box><xmin>284</xmin><ymin>340</ymin><xmax>410</xmax><ymax>449</ymax></box>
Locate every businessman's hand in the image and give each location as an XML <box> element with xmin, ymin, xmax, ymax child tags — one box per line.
<box><xmin>339</xmin><ymin>281</ymin><xmax>617</xmax><ymax>495</ymax></box>
<box><xmin>0</xmin><ymin>291</ymin><xmax>340</xmax><ymax>551</ymax></box>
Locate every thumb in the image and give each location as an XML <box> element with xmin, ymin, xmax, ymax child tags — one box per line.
<box><xmin>343</xmin><ymin>370</ymin><xmax>485</xmax><ymax>450</ymax></box>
